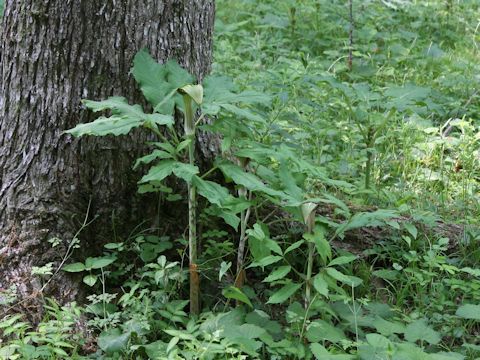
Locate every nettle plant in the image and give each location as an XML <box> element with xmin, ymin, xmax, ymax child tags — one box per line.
<box><xmin>66</xmin><ymin>50</ymin><xmax>360</xmax><ymax>326</ymax></box>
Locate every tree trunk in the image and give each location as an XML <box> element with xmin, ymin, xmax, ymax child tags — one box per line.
<box><xmin>0</xmin><ymin>0</ymin><xmax>215</xmax><ymax>319</ymax></box>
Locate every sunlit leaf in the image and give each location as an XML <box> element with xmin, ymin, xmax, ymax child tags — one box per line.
<box><xmin>62</xmin><ymin>263</ymin><xmax>85</xmax><ymax>273</ymax></box>
<box><xmin>456</xmin><ymin>304</ymin><xmax>480</xmax><ymax>320</ymax></box>
<box><xmin>83</xmin><ymin>275</ymin><xmax>98</xmax><ymax>287</ymax></box>
<box><xmin>132</xmin><ymin>50</ymin><xmax>193</xmax><ymax>113</ymax></box>
<box><xmin>263</xmin><ymin>266</ymin><xmax>292</xmax><ymax>283</ymax></box>
<box><xmin>98</xmin><ymin>329</ymin><xmax>130</xmax><ymax>354</ymax></box>
<box><xmin>266</xmin><ymin>282</ymin><xmax>301</xmax><ymax>304</ymax></box>
<box><xmin>222</xmin><ymin>286</ymin><xmax>253</xmax><ymax>308</ymax></box>
<box><xmin>404</xmin><ymin>319</ymin><xmax>441</xmax><ymax>345</ymax></box>
<box><xmin>66</xmin><ymin>97</ymin><xmax>173</xmax><ymax>137</ymax></box>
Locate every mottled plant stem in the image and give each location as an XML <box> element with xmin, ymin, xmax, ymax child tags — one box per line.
<box><xmin>305</xmin><ymin>209</ymin><xmax>315</xmax><ymax>309</ymax></box>
<box><xmin>235</xmin><ymin>191</ymin><xmax>251</xmax><ymax>290</ymax></box>
<box><xmin>183</xmin><ymin>95</ymin><xmax>200</xmax><ymax>315</ymax></box>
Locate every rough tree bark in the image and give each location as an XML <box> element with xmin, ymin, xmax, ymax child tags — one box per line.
<box><xmin>0</xmin><ymin>0</ymin><xmax>215</xmax><ymax>317</ymax></box>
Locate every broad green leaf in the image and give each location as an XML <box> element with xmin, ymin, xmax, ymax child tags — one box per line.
<box><xmin>366</xmin><ymin>333</ymin><xmax>391</xmax><ymax>348</ymax></box>
<box><xmin>306</xmin><ymin>320</ymin><xmax>347</xmax><ymax>343</ymax></box>
<box><xmin>67</xmin><ymin>97</ymin><xmax>173</xmax><ymax>137</ymax></box>
<box><xmin>172</xmin><ymin>163</ymin><xmax>199</xmax><ymax>182</ymax></box>
<box><xmin>372</xmin><ymin>316</ymin><xmax>405</xmax><ymax>336</ymax></box>
<box><xmin>207</xmin><ymin>204</ymin><xmax>241</xmax><ymax>230</ymax></box>
<box><xmin>456</xmin><ymin>304</ymin><xmax>480</xmax><ymax>320</ymax></box>
<box><xmin>358</xmin><ymin>343</ymin><xmax>388</xmax><ymax>360</ymax></box>
<box><xmin>235</xmin><ymin>144</ymin><xmax>279</xmax><ymax>163</ymax></box>
<box><xmin>219</xmin><ymin>261</ymin><xmax>232</xmax><ymax>281</ymax></box>
<box><xmin>265</xmin><ymin>238</ymin><xmax>283</xmax><ymax>256</ymax></box>
<box><xmin>284</xmin><ymin>239</ymin><xmax>304</xmax><ymax>254</ymax></box>
<box><xmin>428</xmin><ymin>352</ymin><xmax>465</xmax><ymax>360</ymax></box>
<box><xmin>394</xmin><ymin>342</ymin><xmax>431</xmax><ymax>360</ymax></box>
<box><xmin>85</xmin><ymin>257</ymin><xmax>116</xmax><ymax>270</ymax></box>
<box><xmin>132</xmin><ymin>50</ymin><xmax>193</xmax><ymax>113</ymax></box>
<box><xmin>67</xmin><ymin>116</ymin><xmax>140</xmax><ymax>137</ymax></box>
<box><xmin>310</xmin><ymin>343</ymin><xmax>355</xmax><ymax>359</ymax></box>
<box><xmin>83</xmin><ymin>275</ymin><xmax>98</xmax><ymax>287</ymax></box>
<box><xmin>82</xmin><ymin>97</ymin><xmax>142</xmax><ymax>116</ymax></box>
<box><xmin>203</xmin><ymin>75</ymin><xmax>271</xmax><ymax>117</ymax></box>
<box><xmin>98</xmin><ymin>328</ymin><xmax>130</xmax><ymax>354</ymax></box>
<box><xmin>140</xmin><ymin>161</ymin><xmax>199</xmax><ymax>184</ymax></box>
<box><xmin>328</xmin><ymin>255</ymin><xmax>357</xmax><ymax>267</ymax></box>
<box><xmin>247</xmin><ymin>223</ymin><xmax>282</xmax><ymax>261</ymax></box>
<box><xmin>192</xmin><ymin>176</ymin><xmax>231</xmax><ymax>207</ymax></box>
<box><xmin>194</xmin><ymin>177</ymin><xmax>249</xmax><ymax>229</ymax></box>
<box><xmin>133</xmin><ymin>150</ymin><xmax>173</xmax><ymax>169</ymax></box>
<box><xmin>0</xmin><ymin>345</ymin><xmax>16</xmax><ymax>358</ymax></box>
<box><xmin>245</xmin><ymin>311</ymin><xmax>282</xmax><ymax>335</ymax></box>
<box><xmin>310</xmin><ymin>342</ymin><xmax>330</xmax><ymax>359</ymax></box>
<box><xmin>266</xmin><ymin>282</ymin><xmax>301</xmax><ymax>304</ymax></box>
<box><xmin>318</xmin><ymin>193</ymin><xmax>351</xmax><ymax>216</ymax></box>
<box><xmin>145</xmin><ymin>341</ymin><xmax>168</xmax><ymax>358</ymax></box>
<box><xmin>404</xmin><ymin>223</ymin><xmax>418</xmax><ymax>239</ymax></box>
<box><xmin>279</xmin><ymin>162</ymin><xmax>303</xmax><ymax>202</ymax></box>
<box><xmin>304</xmin><ymin>227</ymin><xmax>331</xmax><ymax>265</ymax></box>
<box><xmin>176</xmin><ymin>139</ymin><xmax>192</xmax><ymax>153</ymax></box>
<box><xmin>164</xmin><ymin>329</ymin><xmax>196</xmax><ymax>341</ymax></box>
<box><xmin>248</xmin><ymin>236</ymin><xmax>270</xmax><ymax>263</ymax></box>
<box><xmin>139</xmin><ymin>160</ymin><xmax>176</xmax><ymax>183</ymax></box>
<box><xmin>222</xmin><ymin>286</ymin><xmax>253</xmax><ymax>308</ymax></box>
<box><xmin>326</xmin><ymin>267</ymin><xmax>363</xmax><ymax>287</ymax></box>
<box><xmin>248</xmin><ymin>255</ymin><xmax>282</xmax><ymax>269</ymax></box>
<box><xmin>263</xmin><ymin>266</ymin><xmax>292</xmax><ymax>283</ymax></box>
<box><xmin>52</xmin><ymin>348</ymin><xmax>69</xmax><ymax>357</ymax></box>
<box><xmin>384</xmin><ymin>84</ymin><xmax>431</xmax><ymax>111</ymax></box>
<box><xmin>104</xmin><ymin>242</ymin><xmax>123</xmax><ymax>250</ymax></box>
<box><xmin>404</xmin><ymin>319</ymin><xmax>441</xmax><ymax>345</ymax></box>
<box><xmin>336</xmin><ymin>209</ymin><xmax>398</xmax><ymax>237</ymax></box>
<box><xmin>166</xmin><ymin>337</ymin><xmax>179</xmax><ymax>354</ymax></box>
<box><xmin>218</xmin><ymin>161</ymin><xmax>284</xmax><ymax>198</ymax></box>
<box><xmin>366</xmin><ymin>302</ymin><xmax>395</xmax><ymax>318</ymax></box>
<box><xmin>0</xmin><ymin>315</ymin><xmax>27</xmax><ymax>329</ymax></box>
<box><xmin>62</xmin><ymin>262</ymin><xmax>85</xmax><ymax>273</ymax></box>
<box><xmin>386</xmin><ymin>220</ymin><xmax>400</xmax><ymax>229</ymax></box>
<box><xmin>313</xmin><ymin>274</ymin><xmax>329</xmax><ymax>297</ymax></box>
<box><xmin>463</xmin><ymin>343</ymin><xmax>480</xmax><ymax>351</ymax></box>
<box><xmin>154</xmin><ymin>141</ymin><xmax>176</xmax><ymax>155</ymax></box>
<box><xmin>222</xmin><ymin>323</ymin><xmax>266</xmax><ymax>342</ymax></box>
<box><xmin>139</xmin><ymin>240</ymin><xmax>173</xmax><ymax>263</ymax></box>
<box><xmin>460</xmin><ymin>267</ymin><xmax>480</xmax><ymax>277</ymax></box>
<box><xmin>221</xmin><ymin>103</ymin><xmax>266</xmax><ymax>123</ymax></box>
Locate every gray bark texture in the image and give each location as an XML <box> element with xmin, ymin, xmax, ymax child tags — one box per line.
<box><xmin>0</xmin><ymin>0</ymin><xmax>215</xmax><ymax>319</ymax></box>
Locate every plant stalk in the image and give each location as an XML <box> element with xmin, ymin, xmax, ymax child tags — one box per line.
<box><xmin>365</xmin><ymin>149</ymin><xmax>372</xmax><ymax>190</ymax></box>
<box><xmin>305</xmin><ymin>212</ymin><xmax>315</xmax><ymax>309</ymax></box>
<box><xmin>235</xmin><ymin>199</ymin><xmax>251</xmax><ymax>289</ymax></box>
<box><xmin>235</xmin><ymin>168</ymin><xmax>251</xmax><ymax>290</ymax></box>
<box><xmin>183</xmin><ymin>95</ymin><xmax>200</xmax><ymax>315</ymax></box>
<box><xmin>305</xmin><ymin>241</ymin><xmax>314</xmax><ymax>307</ymax></box>
<box><xmin>365</xmin><ymin>127</ymin><xmax>375</xmax><ymax>191</ymax></box>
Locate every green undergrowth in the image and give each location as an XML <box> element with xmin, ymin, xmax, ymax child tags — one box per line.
<box><xmin>1</xmin><ymin>0</ymin><xmax>480</xmax><ymax>359</ymax></box>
